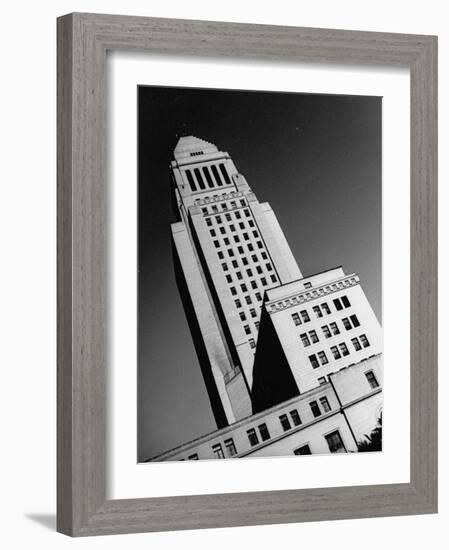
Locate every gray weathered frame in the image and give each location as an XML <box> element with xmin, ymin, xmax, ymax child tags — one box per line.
<box><xmin>57</xmin><ymin>12</ymin><xmax>438</xmax><ymax>537</ymax></box>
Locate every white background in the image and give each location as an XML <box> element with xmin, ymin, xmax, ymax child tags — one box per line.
<box><xmin>0</xmin><ymin>1</ymin><xmax>445</xmax><ymax>549</ymax></box>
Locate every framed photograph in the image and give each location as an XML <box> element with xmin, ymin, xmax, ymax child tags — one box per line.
<box><xmin>57</xmin><ymin>13</ymin><xmax>437</xmax><ymax>536</ymax></box>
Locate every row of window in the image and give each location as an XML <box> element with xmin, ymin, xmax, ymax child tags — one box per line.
<box><xmin>294</xmin><ymin>430</ymin><xmax>346</xmax><ymax>455</ymax></box>
<box><xmin>184</xmin><ymin>163</ymin><xmax>231</xmax><ymax>192</ymax></box>
<box><xmin>205</xmin><ymin>208</ymin><xmax>252</xmax><ymax>226</ymax></box>
<box><xmin>291</xmin><ymin>295</ymin><xmax>351</xmax><ymax>326</ymax></box>
<box><xmin>308</xmin><ymin>335</ymin><xmax>371</xmax><ymax>369</ymax></box>
<box><xmin>300</xmin><ymin>315</ymin><xmax>361</xmax><ymax>347</ymax></box>
<box><xmin>222</xmin><ymin>251</ymin><xmax>269</xmax><ymax>272</ymax></box>
<box><xmin>207</xmin><ymin>217</ymin><xmax>256</xmax><ymax>231</ymax></box>
<box><xmin>202</xmin><ymin>199</ymin><xmax>248</xmax><ymax>216</ymax></box>
<box><xmin>185</xmin><ymin>373</ymin><xmax>379</xmax><ymax>459</ymax></box>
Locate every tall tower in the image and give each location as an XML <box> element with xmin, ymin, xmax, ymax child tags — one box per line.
<box><xmin>170</xmin><ymin>136</ymin><xmax>302</xmax><ymax>427</ymax></box>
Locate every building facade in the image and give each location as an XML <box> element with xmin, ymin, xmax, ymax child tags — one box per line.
<box><xmin>147</xmin><ymin>136</ymin><xmax>383</xmax><ymax>461</ymax></box>
<box><xmin>147</xmin><ymin>355</ymin><xmax>383</xmax><ymax>461</ymax></box>
<box><xmin>171</xmin><ymin>136</ymin><xmax>303</xmax><ymax>426</ymax></box>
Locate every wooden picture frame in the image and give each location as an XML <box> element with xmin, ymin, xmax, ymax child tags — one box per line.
<box><xmin>57</xmin><ymin>12</ymin><xmax>437</xmax><ymax>536</ymax></box>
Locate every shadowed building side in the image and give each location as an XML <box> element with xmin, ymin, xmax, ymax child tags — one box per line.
<box><xmin>251</xmin><ymin>306</ymin><xmax>300</xmax><ymax>413</ymax></box>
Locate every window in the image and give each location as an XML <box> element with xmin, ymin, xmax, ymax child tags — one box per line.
<box><xmin>239</xmin><ymin>222</ymin><xmax>245</xmax><ymax>230</ymax></box>
<box><xmin>301</xmin><ymin>333</ymin><xmax>311</xmax><ymax>347</ymax></box>
<box><xmin>239</xmin><ymin>312</ymin><xmax>246</xmax><ymax>321</ymax></box>
<box><xmin>223</xmin><ymin>237</ymin><xmax>230</xmax><ymax>246</ymax></box>
<box><xmin>341</xmin><ymin>295</ymin><xmax>351</xmax><ymax>308</ymax></box>
<box><xmin>232</xmin><ymin>260</ymin><xmax>238</xmax><ymax>268</ymax></box>
<box><xmin>304</xmin><ymin>282</ymin><xmax>312</xmax><ymax>289</ymax></box>
<box><xmin>256</xmin><ymin>265</ymin><xmax>263</xmax><ymax>274</ymax></box>
<box><xmin>228</xmin><ymin>248</ymin><xmax>234</xmax><ymax>257</ymax></box>
<box><xmin>318</xmin><ymin>351</ymin><xmax>328</xmax><ymax>365</ymax></box>
<box><xmin>211</xmin><ymin>164</ymin><xmax>223</xmax><ymax>186</ymax></box>
<box><xmin>249</xmin><ymin>338</ymin><xmax>256</xmax><ymax>349</ymax></box>
<box><xmin>270</xmin><ymin>274</ymin><xmax>277</xmax><ymax>283</ymax></box>
<box><xmin>243</xmin><ymin>232</ymin><xmax>249</xmax><ymax>241</ymax></box>
<box><xmin>230</xmin><ymin>201</ymin><xmax>237</xmax><ymax>209</ymax></box>
<box><xmin>312</xmin><ymin>306</ymin><xmax>323</xmax><ymax>317</ymax></box>
<box><xmin>339</xmin><ymin>343</ymin><xmax>350</xmax><ymax>356</ymax></box>
<box><xmin>240</xmin><ymin>199</ymin><xmax>246</xmax><ymax>207</ymax></box>
<box><xmin>212</xmin><ymin>204</ymin><xmax>218</xmax><ymax>213</ymax></box>
<box><xmin>251</xmin><ymin>280</ymin><xmax>257</xmax><ymax>290</ymax></box>
<box><xmin>247</xmin><ymin>428</ymin><xmax>259</xmax><ymax>446</ymax></box>
<box><xmin>213</xmin><ymin>240</ymin><xmax>220</xmax><ymax>249</ymax></box>
<box><xmin>224</xmin><ymin>438</ymin><xmax>237</xmax><ymax>457</ymax></box>
<box><xmin>226</xmin><ymin>275</ymin><xmax>232</xmax><ymax>283</ymax></box>
<box><xmin>237</xmin><ymin>246</ymin><xmax>244</xmax><ymax>254</ymax></box>
<box><xmin>216</xmin><ymin>215</ymin><xmax>222</xmax><ymax>224</ymax></box>
<box><xmin>248</xmin><ymin>243</ymin><xmax>254</xmax><ymax>252</ymax></box>
<box><xmin>331</xmin><ymin>346</ymin><xmax>341</xmax><ymax>359</ymax></box>
<box><xmin>219</xmin><ymin>226</ymin><xmax>226</xmax><ymax>235</ymax></box>
<box><xmin>245</xmin><ymin>295</ymin><xmax>252</xmax><ymax>305</ymax></box>
<box><xmin>250</xmin><ymin>308</ymin><xmax>257</xmax><ymax>318</ymax></box>
<box><xmin>351</xmin><ymin>337</ymin><xmax>362</xmax><ymax>351</ymax></box>
<box><xmin>240</xmin><ymin>283</ymin><xmax>247</xmax><ymax>292</ymax></box>
<box><xmin>279</xmin><ymin>414</ymin><xmax>291</xmax><ymax>431</ymax></box>
<box><xmin>325</xmin><ymin>430</ymin><xmax>346</xmax><ymax>453</ymax></box>
<box><xmin>301</xmin><ymin>310</ymin><xmax>310</xmax><ymax>323</ymax></box>
<box><xmin>244</xmin><ymin>208</ymin><xmax>250</xmax><ymax>217</ymax></box>
<box><xmin>253</xmin><ymin>230</ymin><xmax>259</xmax><ymax>238</ymax></box>
<box><xmin>233</xmin><ymin>235</ymin><xmax>240</xmax><ymax>243</ymax></box>
<box><xmin>330</xmin><ymin>322</ymin><xmax>340</xmax><ymax>335</ymax></box>
<box><xmin>360</xmin><ymin>334</ymin><xmax>370</xmax><ymax>348</ymax></box>
<box><xmin>212</xmin><ymin>443</ymin><xmax>225</xmax><ymax>459</ymax></box>
<box><xmin>206</xmin><ymin>218</ymin><xmax>212</xmax><ymax>227</ymax></box>
<box><xmin>248</xmin><ymin>219</ymin><xmax>255</xmax><ymax>227</ymax></box>
<box><xmin>185</xmin><ymin>169</ymin><xmax>198</xmax><ymax>192</ymax></box>
<box><xmin>261</xmin><ymin>252</ymin><xmax>268</xmax><ymax>260</ymax></box>
<box><xmin>309</xmin><ymin>330</ymin><xmax>319</xmax><ymax>343</ymax></box>
<box><xmin>333</xmin><ymin>298</ymin><xmax>343</xmax><ymax>311</ymax></box>
<box><xmin>188</xmin><ymin>453</ymin><xmax>199</xmax><ymax>460</ymax></box>
<box><xmin>244</xmin><ymin>325</ymin><xmax>251</xmax><ymax>335</ymax></box>
<box><xmin>203</xmin><ymin>165</ymin><xmax>214</xmax><ymax>188</ymax></box>
<box><xmin>308</xmin><ymin>354</ymin><xmax>320</xmax><ymax>369</ymax></box>
<box><xmin>310</xmin><ymin>400</ymin><xmax>321</xmax><ymax>418</ymax></box>
<box><xmin>261</xmin><ymin>277</ymin><xmax>267</xmax><ymax>286</ymax></box>
<box><xmin>290</xmin><ymin>410</ymin><xmax>302</xmax><ymax>426</ymax></box>
<box><xmin>342</xmin><ymin>317</ymin><xmax>351</xmax><ymax>330</ymax></box>
<box><xmin>221</xmin><ymin>262</ymin><xmax>228</xmax><ymax>272</ymax></box>
<box><xmin>318</xmin><ymin>376</ymin><xmax>327</xmax><ymax>385</ymax></box>
<box><xmin>235</xmin><ymin>211</ymin><xmax>241</xmax><ymax>219</ymax></box>
<box><xmin>294</xmin><ymin>445</ymin><xmax>312</xmax><ymax>455</ymax></box>
<box><xmin>230</xmin><ymin>287</ymin><xmax>237</xmax><ymax>296</ymax></box>
<box><xmin>321</xmin><ymin>302</ymin><xmax>331</xmax><ymax>315</ymax></box>
<box><xmin>246</xmin><ymin>268</ymin><xmax>253</xmax><ymax>277</ymax></box>
<box><xmin>242</xmin><ymin>257</ymin><xmax>248</xmax><ymax>266</ymax></box>
<box><xmin>319</xmin><ymin>396</ymin><xmax>331</xmax><ymax>412</ymax></box>
<box><xmin>252</xmin><ymin>254</ymin><xmax>258</xmax><ymax>262</ymax></box>
<box><xmin>258</xmin><ymin>423</ymin><xmax>270</xmax><ymax>441</ymax></box>
<box><xmin>322</xmin><ymin>325</ymin><xmax>331</xmax><ymax>338</ymax></box>
<box><xmin>225</xmin><ymin>213</ymin><xmax>231</xmax><ymax>221</ymax></box>
<box><xmin>266</xmin><ymin>263</ymin><xmax>273</xmax><ymax>271</ymax></box>
<box><xmin>255</xmin><ymin>292</ymin><xmax>262</xmax><ymax>301</ymax></box>
<box><xmin>365</xmin><ymin>370</ymin><xmax>380</xmax><ymax>389</ymax></box>
<box><xmin>219</xmin><ymin>163</ymin><xmax>231</xmax><ymax>184</ymax></box>
<box><xmin>257</xmin><ymin>241</ymin><xmax>264</xmax><ymax>249</ymax></box>
<box><xmin>235</xmin><ymin>299</ymin><xmax>241</xmax><ymax>308</ymax></box>
<box><xmin>350</xmin><ymin>314</ymin><xmax>360</xmax><ymax>327</ymax></box>
<box><xmin>217</xmin><ymin>251</ymin><xmax>224</xmax><ymax>260</ymax></box>
<box><xmin>236</xmin><ymin>271</ymin><xmax>243</xmax><ymax>280</ymax></box>
<box><xmin>292</xmin><ymin>312</ymin><xmax>301</xmax><ymax>326</ymax></box>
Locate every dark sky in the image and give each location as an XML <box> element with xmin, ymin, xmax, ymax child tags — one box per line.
<box><xmin>138</xmin><ymin>85</ymin><xmax>381</xmax><ymax>461</ymax></box>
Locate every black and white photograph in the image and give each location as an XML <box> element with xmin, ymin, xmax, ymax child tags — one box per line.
<box><xmin>137</xmin><ymin>85</ymin><xmax>383</xmax><ymax>462</ymax></box>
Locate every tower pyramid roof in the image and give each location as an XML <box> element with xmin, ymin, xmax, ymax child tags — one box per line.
<box><xmin>173</xmin><ymin>136</ymin><xmax>219</xmax><ymax>161</ymax></box>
